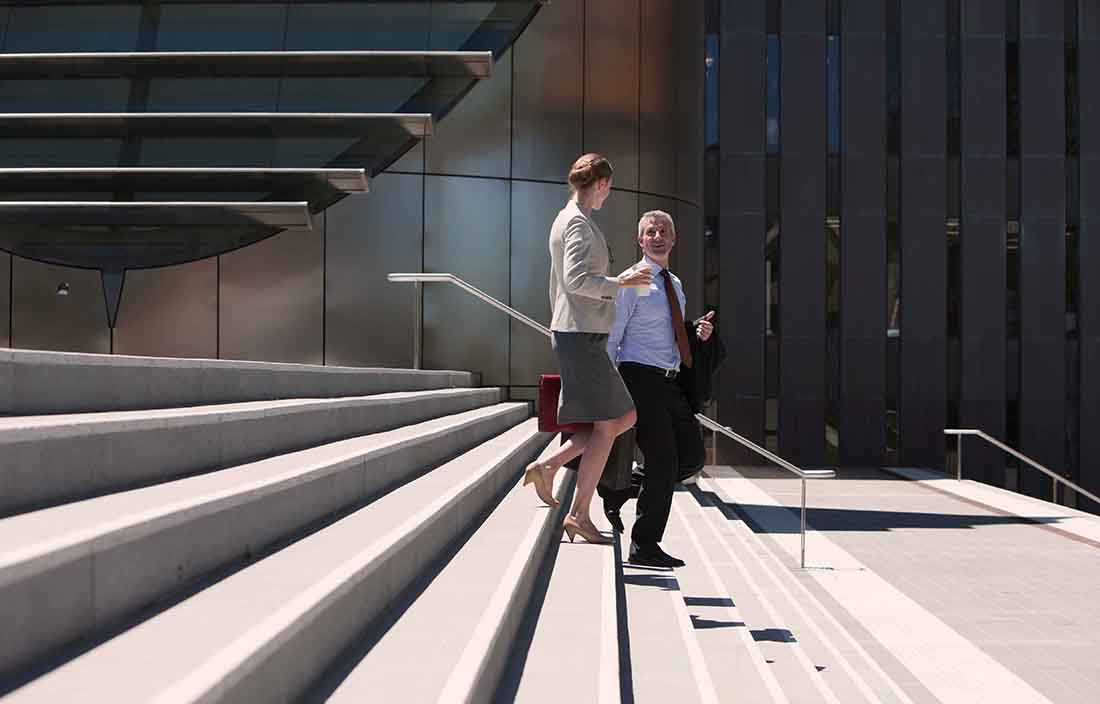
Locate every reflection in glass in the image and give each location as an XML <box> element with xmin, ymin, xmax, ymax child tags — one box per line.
<box><xmin>826</xmin><ymin>217</ymin><xmax>841</xmax><ymax>463</ymax></box>
<box><xmin>765</xmin><ymin>218</ymin><xmax>780</xmax><ymax>452</ymax></box>
<box><xmin>887</xmin><ymin>220</ymin><xmax>900</xmax><ymax>336</ymax></box>
<box><xmin>766</xmin><ymin>35</ymin><xmax>780</xmax><ymax>154</ymax></box>
<box><xmin>705</xmin><ymin>33</ymin><xmax>719</xmax><ymax>149</ymax></box>
<box><xmin>827</xmin><ymin>35</ymin><xmax>840</xmax><ymax>156</ymax></box>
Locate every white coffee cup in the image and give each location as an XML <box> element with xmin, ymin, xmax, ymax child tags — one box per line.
<box><xmin>632</xmin><ymin>264</ymin><xmax>651</xmax><ymax>296</ymax></box>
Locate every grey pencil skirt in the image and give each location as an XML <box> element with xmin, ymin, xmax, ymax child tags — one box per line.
<box><xmin>551</xmin><ymin>331</ymin><xmax>635</xmax><ymax>424</ymax></box>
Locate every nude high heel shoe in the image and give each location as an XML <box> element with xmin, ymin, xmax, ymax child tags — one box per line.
<box><xmin>562</xmin><ymin>515</ymin><xmax>612</xmax><ymax>545</ymax></box>
<box><xmin>523</xmin><ymin>461</ymin><xmax>559</xmax><ymax>508</ymax></box>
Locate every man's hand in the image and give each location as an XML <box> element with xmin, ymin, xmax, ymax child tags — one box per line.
<box><xmin>695</xmin><ymin>311</ymin><xmax>715</xmax><ymax>342</ymax></box>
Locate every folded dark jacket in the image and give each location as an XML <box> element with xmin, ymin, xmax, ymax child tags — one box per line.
<box><xmin>677</xmin><ymin>315</ymin><xmax>727</xmax><ymax>413</ymax></box>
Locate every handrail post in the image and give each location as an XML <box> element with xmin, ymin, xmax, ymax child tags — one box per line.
<box><xmin>712</xmin><ymin>427</ymin><xmax>718</xmax><ymax>465</ymax></box>
<box><xmin>413</xmin><ymin>281</ymin><xmax>423</xmax><ymax>370</ymax></box>
<box><xmin>956</xmin><ymin>433</ymin><xmax>962</xmax><ymax>481</ymax></box>
<box><xmin>1052</xmin><ymin>476</ymin><xmax>1058</xmax><ymax>505</ymax></box>
<box><xmin>800</xmin><ymin>478</ymin><xmax>807</xmax><ymax>569</ymax></box>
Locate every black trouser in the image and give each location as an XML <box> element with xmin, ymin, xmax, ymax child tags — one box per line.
<box><xmin>617</xmin><ymin>362</ymin><xmax>705</xmax><ymax>546</ymax></box>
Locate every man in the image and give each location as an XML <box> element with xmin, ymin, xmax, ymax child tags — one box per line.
<box><xmin>605</xmin><ymin>210</ymin><xmax>715</xmax><ymax>568</ymax></box>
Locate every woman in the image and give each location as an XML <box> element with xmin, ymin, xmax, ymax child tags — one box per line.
<box><xmin>524</xmin><ymin>153</ymin><xmax>651</xmax><ymax>544</ymax></box>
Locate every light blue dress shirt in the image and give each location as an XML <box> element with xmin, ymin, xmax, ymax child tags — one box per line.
<box><xmin>606</xmin><ymin>256</ymin><xmax>687</xmax><ymax>371</ymax></box>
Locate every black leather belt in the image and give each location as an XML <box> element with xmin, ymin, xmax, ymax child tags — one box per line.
<box><xmin>620</xmin><ymin>361</ymin><xmax>679</xmax><ymax>380</ymax></box>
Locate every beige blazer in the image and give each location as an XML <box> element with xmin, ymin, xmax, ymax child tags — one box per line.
<box><xmin>548</xmin><ymin>200</ymin><xmax>619</xmax><ymax>333</ymax></box>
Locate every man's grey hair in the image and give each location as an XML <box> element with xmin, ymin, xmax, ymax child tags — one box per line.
<box><xmin>637</xmin><ymin>210</ymin><xmax>676</xmax><ymax>239</ymax></box>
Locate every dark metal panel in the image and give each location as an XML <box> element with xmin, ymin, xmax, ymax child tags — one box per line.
<box><xmin>591</xmin><ymin>189</ymin><xmax>640</xmax><ymax>275</ymax></box>
<box><xmin>900</xmin><ymin>337</ymin><xmax>947</xmax><ymax>465</ymax></box>
<box><xmin>1081</xmin><ymin>216</ymin><xmax>1100</xmax><ymax>511</ymax></box>
<box><xmin>1020</xmin><ymin>0</ymin><xmax>1062</xmax><ymax>38</ymax></box>
<box><xmin>675</xmin><ymin>0</ymin><xmax>704</xmax><ymax>205</ymax></box>
<box><xmin>843</xmin><ymin>0</ymin><xmax>884</xmax><ymax>35</ymax></box>
<box><xmin>218</xmin><ymin>226</ymin><xmax>323</xmax><ymax>364</ymax></box>
<box><xmin>424</xmin><ymin>175</ymin><xmax>509</xmax><ymax>386</ymax></box>
<box><xmin>11</xmin><ymin>256</ymin><xmax>109</xmax><ymax>354</ymax></box>
<box><xmin>113</xmin><ymin>258</ymin><xmax>217</xmax><ymax>359</ymax></box>
<box><xmin>780</xmin><ymin>36</ymin><xmax>826</xmax><ymax>155</ymax></box>
<box><xmin>717</xmin><ymin>0</ymin><xmax>767</xmax><ymax>462</ymax></box>
<box><xmin>841</xmin><ymin>6</ymin><xmax>887</xmax><ymax>465</ymax></box>
<box><xmin>960</xmin><ymin>9</ymin><xmax>1006</xmax><ymax>486</ymax></box>
<box><xmin>426</xmin><ymin>47</ymin><xmax>511</xmax><ymax>178</ymax></box>
<box><xmin>584</xmin><ymin>0</ymin><xmax>639</xmax><ymax>191</ymax></box>
<box><xmin>1080</xmin><ymin>32</ymin><xmax>1100</xmax><ymax>510</ymax></box>
<box><xmin>720</xmin><ymin>213</ymin><xmax>766</xmax><ymax>459</ymax></box>
<box><xmin>779</xmin><ymin>337</ymin><xmax>826</xmax><ymax>463</ymax></box>
<box><xmin>898</xmin><ymin>0</ymin><xmax>947</xmax><ymax>468</ymax></box>
<box><xmin>960</xmin><ymin>219</ymin><xmax>1005</xmax><ymax>485</ymax></box>
<box><xmin>509</xmin><ymin>180</ymin><xmax>566</xmax><ymax>388</ymax></box>
<box><xmin>1018</xmin><ymin>3</ymin><xmax>1065</xmax><ymax>499</ymax></box>
<box><xmin>511</xmin><ymin>0</ymin><xmax>583</xmax><ymax>183</ymax></box>
<box><xmin>719</xmin><ymin>37</ymin><xmax>766</xmax><ymax>156</ymax></box>
<box><xmin>779</xmin><ymin>102</ymin><xmax>827</xmax><ymax>474</ymax></box>
<box><xmin>963</xmin><ymin>0</ymin><xmax>1005</xmax><ymax>36</ymax></box>
<box><xmin>0</xmin><ymin>253</ymin><xmax>8</xmax><ymax>347</ymax></box>
<box><xmin>640</xmin><ymin>0</ymin><xmax>678</xmax><ymax>197</ymax></box>
<box><xmin>781</xmin><ymin>0</ymin><xmax>824</xmax><ymax>34</ymax></box>
<box><xmin>325</xmin><ymin>174</ymin><xmax>423</xmax><ymax>368</ymax></box>
<box><xmin>676</xmin><ymin>204</ymin><xmax>704</xmax><ymax>321</ymax></box>
<box><xmin>1018</xmin><ymin>218</ymin><xmax>1065</xmax><ymax>499</ymax></box>
<box><xmin>723</xmin><ymin>0</ymin><xmax>765</xmax><ymax>33</ymax></box>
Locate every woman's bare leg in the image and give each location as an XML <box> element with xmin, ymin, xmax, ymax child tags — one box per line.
<box><xmin>569</xmin><ymin>409</ymin><xmax>636</xmax><ymax>524</ymax></box>
<box><xmin>538</xmin><ymin>428</ymin><xmax>592</xmax><ymax>485</ymax></box>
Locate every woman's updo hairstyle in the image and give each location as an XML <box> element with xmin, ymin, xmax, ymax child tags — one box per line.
<box><xmin>568</xmin><ymin>153</ymin><xmax>614</xmax><ymax>194</ymax></box>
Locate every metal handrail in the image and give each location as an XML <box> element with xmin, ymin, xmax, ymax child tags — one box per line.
<box><xmin>389</xmin><ymin>271</ymin><xmax>832</xmax><ymax>567</ymax></box>
<box><xmin>945</xmin><ymin>428</ymin><xmax>1100</xmax><ymax>507</ymax></box>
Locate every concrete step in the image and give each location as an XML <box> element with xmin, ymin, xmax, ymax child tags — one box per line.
<box><xmin>0</xmin><ymin>347</ymin><xmax>477</xmax><ymax>415</ymax></box>
<box><xmin>0</xmin><ymin>403</ymin><xmax>528</xmax><ymax>683</ymax></box>
<box><xmin>0</xmin><ymin>386</ymin><xmax>501</xmax><ymax>516</ymax></box>
<box><xmin>512</xmin><ymin>495</ymin><xmax>620</xmax><ymax>704</ymax></box>
<box><xmin>2</xmin><ymin>418</ymin><xmax>548</xmax><ymax>703</ymax></box>
<box><xmin>695</xmin><ymin>476</ymin><xmax>921</xmax><ymax>704</ymax></box>
<box><xmin>617</xmin><ymin>503</ymin><xmax>723</xmax><ymax>704</ymax></box>
<box><xmin>663</xmin><ymin>491</ymin><xmax>787</xmax><ymax>704</ymax></box>
<box><xmin>314</xmin><ymin>437</ymin><xmax>574</xmax><ymax>704</ymax></box>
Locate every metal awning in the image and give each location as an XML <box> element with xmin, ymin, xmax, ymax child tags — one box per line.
<box><xmin>0</xmin><ymin>0</ymin><xmax>542</xmax><ymax>4</ymax></box>
<box><xmin>0</xmin><ymin>51</ymin><xmax>493</xmax><ymax>79</ymax></box>
<box><xmin>0</xmin><ymin>168</ymin><xmax>369</xmax><ymax>204</ymax></box>
<box><xmin>0</xmin><ymin>113</ymin><xmax>433</xmax><ymax>139</ymax></box>
<box><xmin>0</xmin><ymin>201</ymin><xmax>313</xmax><ymax>229</ymax></box>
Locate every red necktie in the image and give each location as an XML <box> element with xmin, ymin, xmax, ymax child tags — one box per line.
<box><xmin>660</xmin><ymin>269</ymin><xmax>692</xmax><ymax>369</ymax></box>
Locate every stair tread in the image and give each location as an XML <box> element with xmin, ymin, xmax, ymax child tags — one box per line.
<box><xmin>5</xmin><ymin>419</ymin><xmax>543</xmax><ymax>703</ymax></box>
<box><xmin>0</xmin><ymin>387</ymin><xmax>495</xmax><ymax>436</ymax></box>
<box><xmin>671</xmin><ymin>485</ymin><xmax>839</xmax><ymax>704</ymax></box>
<box><xmin>513</xmin><ymin>497</ymin><xmax>616</xmax><ymax>703</ymax></box>
<box><xmin>0</xmin><ymin>347</ymin><xmax>473</xmax><ymax>377</ymax></box>
<box><xmin>320</xmin><ymin>436</ymin><xmax>561</xmax><ymax>702</ymax></box>
<box><xmin>663</xmin><ymin>491</ymin><xmax>786</xmax><ymax>704</ymax></box>
<box><xmin>618</xmin><ymin>503</ymin><xmax>719</xmax><ymax>704</ymax></box>
<box><xmin>0</xmin><ymin>403</ymin><xmax>525</xmax><ymax>581</ymax></box>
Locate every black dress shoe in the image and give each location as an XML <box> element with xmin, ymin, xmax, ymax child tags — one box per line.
<box><xmin>628</xmin><ymin>542</ymin><xmax>684</xmax><ymax>568</ymax></box>
<box><xmin>604</xmin><ymin>507</ymin><xmax>625</xmax><ymax>534</ymax></box>
<box><xmin>652</xmin><ymin>544</ymin><xmax>686</xmax><ymax>567</ymax></box>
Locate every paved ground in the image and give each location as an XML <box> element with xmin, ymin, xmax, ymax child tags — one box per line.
<box><xmin>722</xmin><ymin>466</ymin><xmax>1100</xmax><ymax>703</ymax></box>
